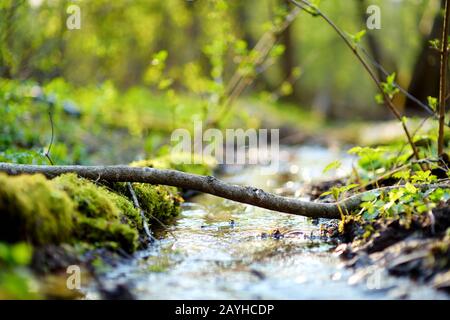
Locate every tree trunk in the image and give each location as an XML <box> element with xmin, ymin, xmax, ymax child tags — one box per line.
<box><xmin>406</xmin><ymin>0</ymin><xmax>445</xmax><ymax>115</ymax></box>
<box><xmin>357</xmin><ymin>0</ymin><xmax>397</xmax><ymax>82</ymax></box>
<box><xmin>279</xmin><ymin>0</ymin><xmax>300</xmax><ymax>101</ymax></box>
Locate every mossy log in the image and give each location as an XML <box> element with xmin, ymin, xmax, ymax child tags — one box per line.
<box><xmin>2</xmin><ymin>162</ymin><xmax>450</xmax><ymax>220</ymax></box>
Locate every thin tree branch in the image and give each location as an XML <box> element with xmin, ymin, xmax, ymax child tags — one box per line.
<box><xmin>127</xmin><ymin>182</ymin><xmax>178</xmax><ymax>241</ymax></box>
<box><xmin>44</xmin><ymin>110</ymin><xmax>55</xmax><ymax>165</ymax></box>
<box><xmin>290</xmin><ymin>0</ymin><xmax>421</xmax><ymax>161</ymax></box>
<box><xmin>1</xmin><ymin>163</ymin><xmax>449</xmax><ymax>220</ymax></box>
<box><xmin>438</xmin><ymin>0</ymin><xmax>450</xmax><ymax>155</ymax></box>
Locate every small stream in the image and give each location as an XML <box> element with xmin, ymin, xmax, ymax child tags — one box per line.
<box><xmin>86</xmin><ymin>146</ymin><xmax>448</xmax><ymax>300</ymax></box>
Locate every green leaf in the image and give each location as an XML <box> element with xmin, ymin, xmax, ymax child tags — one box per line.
<box><xmin>429</xmin><ymin>39</ymin><xmax>440</xmax><ymax>50</ymax></box>
<box><xmin>348</xmin><ymin>29</ymin><xmax>367</xmax><ymax>44</ymax></box>
<box><xmin>323</xmin><ymin>160</ymin><xmax>342</xmax><ymax>173</ymax></box>
<box><xmin>375</xmin><ymin>93</ymin><xmax>384</xmax><ymax>104</ymax></box>
<box><xmin>416</xmin><ymin>204</ymin><xmax>429</xmax><ymax>213</ymax></box>
<box><xmin>320</xmin><ymin>190</ymin><xmax>333</xmax><ymax>197</ymax></box>
<box><xmin>411</xmin><ymin>170</ymin><xmax>437</xmax><ymax>183</ymax></box>
<box><xmin>427</xmin><ymin>96</ymin><xmax>438</xmax><ymax>112</ymax></box>
<box><xmin>381</xmin><ymin>72</ymin><xmax>399</xmax><ymax>99</ymax></box>
<box><xmin>361</xmin><ymin>191</ymin><xmax>380</xmax><ymax>202</ymax></box>
<box><xmin>10</xmin><ymin>243</ymin><xmax>32</xmax><ymax>266</ymax></box>
<box><xmin>404</xmin><ymin>182</ymin><xmax>417</xmax><ymax>194</ymax></box>
<box><xmin>393</xmin><ymin>170</ymin><xmax>410</xmax><ymax>181</ymax></box>
<box><xmin>340</xmin><ymin>184</ymin><xmax>360</xmax><ymax>193</ymax></box>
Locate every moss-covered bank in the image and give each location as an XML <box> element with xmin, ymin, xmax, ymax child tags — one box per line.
<box><xmin>0</xmin><ymin>152</ymin><xmax>215</xmax><ymax>250</ymax></box>
<box><xmin>0</xmin><ymin>172</ymin><xmax>182</xmax><ymax>253</ymax></box>
<box><xmin>0</xmin><ymin>153</ymin><xmax>215</xmax><ymax>298</ymax></box>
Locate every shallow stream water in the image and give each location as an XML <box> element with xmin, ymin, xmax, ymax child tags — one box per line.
<box><xmin>86</xmin><ymin>146</ymin><xmax>448</xmax><ymax>300</ymax></box>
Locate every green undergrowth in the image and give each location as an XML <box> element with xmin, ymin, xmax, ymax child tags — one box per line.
<box><xmin>320</xmin><ymin>135</ymin><xmax>450</xmax><ymax>289</ymax></box>
<box><xmin>330</xmin><ymin>141</ymin><xmax>450</xmax><ymax>241</ymax></box>
<box><xmin>0</xmin><ymin>242</ymin><xmax>40</xmax><ymax>299</ymax></box>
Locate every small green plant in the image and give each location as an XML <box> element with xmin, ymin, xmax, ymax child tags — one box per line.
<box><xmin>347</xmin><ymin>29</ymin><xmax>367</xmax><ymax>47</ymax></box>
<box><xmin>321</xmin><ymin>184</ymin><xmax>359</xmax><ymax>218</ymax></box>
<box><xmin>323</xmin><ymin>160</ymin><xmax>342</xmax><ymax>173</ymax></box>
<box><xmin>358</xmin><ymin>168</ymin><xmax>447</xmax><ymax>225</ymax></box>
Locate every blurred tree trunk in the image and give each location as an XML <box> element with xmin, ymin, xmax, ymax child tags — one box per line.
<box><xmin>357</xmin><ymin>0</ymin><xmax>398</xmax><ymax>80</ymax></box>
<box><xmin>234</xmin><ymin>2</ymin><xmax>256</xmax><ymax>48</ymax></box>
<box><xmin>0</xmin><ymin>1</ymin><xmax>22</xmax><ymax>78</ymax></box>
<box><xmin>405</xmin><ymin>0</ymin><xmax>444</xmax><ymax>115</ymax></box>
<box><xmin>357</xmin><ymin>0</ymin><xmax>385</xmax><ymax>82</ymax></box>
<box><xmin>279</xmin><ymin>0</ymin><xmax>299</xmax><ymax>101</ymax></box>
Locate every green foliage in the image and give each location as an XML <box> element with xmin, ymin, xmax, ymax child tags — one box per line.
<box><xmin>321</xmin><ymin>184</ymin><xmax>359</xmax><ymax>201</ymax></box>
<box><xmin>0</xmin><ymin>241</ymin><xmax>38</xmax><ymax>299</ymax></box>
<box><xmin>348</xmin><ymin>146</ymin><xmax>388</xmax><ymax>172</ymax></box>
<box><xmin>358</xmin><ymin>168</ymin><xmax>446</xmax><ymax>225</ymax></box>
<box><xmin>427</xmin><ymin>96</ymin><xmax>438</xmax><ymax>112</ymax></box>
<box><xmin>429</xmin><ymin>38</ymin><xmax>441</xmax><ymax>50</ymax></box>
<box><xmin>381</xmin><ymin>72</ymin><xmax>400</xmax><ymax>99</ymax></box>
<box><xmin>0</xmin><ymin>242</ymin><xmax>33</xmax><ymax>267</ymax></box>
<box><xmin>347</xmin><ymin>29</ymin><xmax>367</xmax><ymax>46</ymax></box>
<box><xmin>323</xmin><ymin>160</ymin><xmax>342</xmax><ymax>173</ymax></box>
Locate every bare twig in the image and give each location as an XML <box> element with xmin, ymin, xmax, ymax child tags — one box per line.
<box><xmin>126</xmin><ymin>182</ymin><xmax>156</xmax><ymax>243</ymax></box>
<box><xmin>358</xmin><ymin>45</ymin><xmax>436</xmax><ymax>116</ymax></box>
<box><xmin>438</xmin><ymin>0</ymin><xmax>450</xmax><ymax>156</ymax></box>
<box><xmin>44</xmin><ymin>111</ymin><xmax>55</xmax><ymax>165</ymax></box>
<box><xmin>1</xmin><ymin>162</ymin><xmax>449</xmax><ymax>220</ymax></box>
<box><xmin>127</xmin><ymin>182</ymin><xmax>178</xmax><ymax>241</ymax></box>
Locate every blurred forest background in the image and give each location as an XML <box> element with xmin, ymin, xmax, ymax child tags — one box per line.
<box><xmin>0</xmin><ymin>0</ymin><xmax>445</xmax><ymax>165</ymax></box>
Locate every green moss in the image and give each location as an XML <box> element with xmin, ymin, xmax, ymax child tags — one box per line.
<box><xmin>113</xmin><ymin>182</ymin><xmax>182</xmax><ymax>224</ymax></box>
<box><xmin>128</xmin><ymin>152</ymin><xmax>215</xmax><ymax>223</ymax></box>
<box><xmin>0</xmin><ymin>167</ymin><xmax>185</xmax><ymax>253</ymax></box>
<box><xmin>0</xmin><ymin>173</ymin><xmax>75</xmax><ymax>245</ymax></box>
<box><xmin>52</xmin><ymin>174</ymin><xmax>141</xmax><ymax>252</ymax></box>
<box><xmin>53</xmin><ymin>174</ymin><xmax>126</xmax><ymax>220</ymax></box>
<box><xmin>132</xmin><ymin>184</ymin><xmax>182</xmax><ymax>222</ymax></box>
<box><xmin>75</xmin><ymin>217</ymin><xmax>138</xmax><ymax>253</ymax></box>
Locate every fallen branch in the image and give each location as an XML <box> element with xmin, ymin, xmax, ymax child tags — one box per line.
<box><xmin>1</xmin><ymin>163</ymin><xmax>449</xmax><ymax>220</ymax></box>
